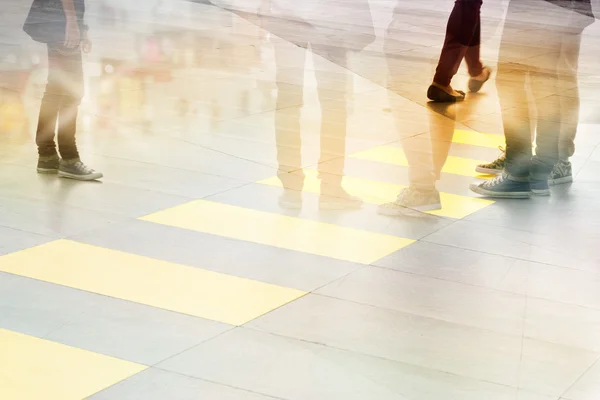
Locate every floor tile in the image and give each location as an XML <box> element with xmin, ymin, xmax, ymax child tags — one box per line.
<box><xmin>0</xmin><ymin>240</ymin><xmax>305</xmax><ymax>326</ymax></box>
<box><xmin>141</xmin><ymin>199</ymin><xmax>414</xmax><ymax>264</ymax></box>
<box><xmin>0</xmin><ymin>193</ymin><xmax>128</xmax><ymax>237</ymax></box>
<box><xmin>524</xmin><ymin>261</ymin><xmax>600</xmax><ymax>311</ymax></box>
<box><xmin>373</xmin><ymin>241</ymin><xmax>529</xmax><ymax>294</ymax></box>
<box><xmin>562</xmin><ymin>359</ymin><xmax>600</xmax><ymax>400</ymax></box>
<box><xmin>73</xmin><ymin>219</ymin><xmax>362</xmax><ymax>292</ymax></box>
<box><xmin>315</xmin><ymin>265</ymin><xmax>527</xmax><ymax>335</ymax></box>
<box><xmin>0</xmin><ymin>328</ymin><xmax>146</xmax><ymax>400</ymax></box>
<box><xmin>422</xmin><ymin>220</ymin><xmax>598</xmax><ymax>270</ymax></box>
<box><xmin>518</xmin><ymin>338</ymin><xmax>599</xmax><ymax>396</ymax></box>
<box><xmin>0</xmin><ymin>272</ymin><xmax>230</xmax><ymax>364</ymax></box>
<box><xmin>0</xmin><ymin>226</ymin><xmax>55</xmax><ymax>256</ymax></box>
<box><xmin>248</xmin><ymin>294</ymin><xmax>600</xmax><ymax>395</ymax></box>
<box><xmin>350</xmin><ymin>145</ymin><xmax>490</xmax><ymax>178</ymax></box>
<box><xmin>89</xmin><ymin>368</ymin><xmax>274</xmax><ymax>400</ymax></box>
<box><xmin>160</xmin><ymin>327</ymin><xmax>555</xmax><ymax>400</ymax></box>
<box><xmin>525</xmin><ymin>298</ymin><xmax>600</xmax><ymax>353</ymax></box>
<box><xmin>452</xmin><ymin>129</ymin><xmax>506</xmax><ymax>148</ymax></box>
<box><xmin>247</xmin><ymin>294</ymin><xmax>523</xmax><ymax>387</ymax></box>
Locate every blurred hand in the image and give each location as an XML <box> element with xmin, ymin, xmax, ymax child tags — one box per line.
<box><xmin>82</xmin><ymin>31</ymin><xmax>92</xmax><ymax>53</ymax></box>
<box><xmin>64</xmin><ymin>19</ymin><xmax>81</xmax><ymax>49</ymax></box>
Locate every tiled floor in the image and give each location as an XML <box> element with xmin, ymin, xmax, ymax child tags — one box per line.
<box><xmin>2</xmin><ymin>0</ymin><xmax>600</xmax><ymax>399</ymax></box>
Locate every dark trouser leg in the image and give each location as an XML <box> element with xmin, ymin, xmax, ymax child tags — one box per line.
<box><xmin>497</xmin><ymin>65</ymin><xmax>533</xmax><ymax>179</ymax></box>
<box><xmin>37</xmin><ymin>45</ymin><xmax>84</xmax><ymax>161</ymax></box>
<box><xmin>558</xmin><ymin>33</ymin><xmax>582</xmax><ymax>160</ymax></box>
<box><xmin>530</xmin><ymin>69</ymin><xmax>561</xmax><ymax>180</ymax></box>
<box><xmin>464</xmin><ymin>44</ymin><xmax>484</xmax><ymax>78</ymax></box>
<box><xmin>57</xmin><ymin>99</ymin><xmax>81</xmax><ymax>160</ymax></box>
<box><xmin>433</xmin><ymin>0</ymin><xmax>483</xmax><ymax>86</ymax></box>
<box><xmin>36</xmin><ymin>90</ymin><xmax>61</xmax><ymax>158</ymax></box>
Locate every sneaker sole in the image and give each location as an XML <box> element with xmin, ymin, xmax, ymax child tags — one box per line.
<box><xmin>470</xmin><ymin>184</ymin><xmax>530</xmax><ymax>199</ymax></box>
<box><xmin>37</xmin><ymin>168</ymin><xmax>58</xmax><ymax>174</ymax></box>
<box><xmin>377</xmin><ymin>203</ymin><xmax>442</xmax><ymax>216</ymax></box>
<box><xmin>531</xmin><ymin>189</ymin><xmax>551</xmax><ymax>196</ymax></box>
<box><xmin>475</xmin><ymin>167</ymin><xmax>502</xmax><ymax>175</ymax></box>
<box><xmin>427</xmin><ymin>85</ymin><xmax>465</xmax><ymax>103</ymax></box>
<box><xmin>548</xmin><ymin>176</ymin><xmax>573</xmax><ymax>186</ymax></box>
<box><xmin>58</xmin><ymin>171</ymin><xmax>103</xmax><ymax>181</ymax></box>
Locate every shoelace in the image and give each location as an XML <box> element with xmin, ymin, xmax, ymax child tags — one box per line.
<box><xmin>481</xmin><ymin>174</ymin><xmax>506</xmax><ymax>188</ymax></box>
<box><xmin>395</xmin><ymin>188</ymin><xmax>411</xmax><ymax>203</ymax></box>
<box><xmin>495</xmin><ymin>146</ymin><xmax>506</xmax><ymax>161</ymax></box>
<box><xmin>74</xmin><ymin>161</ymin><xmax>95</xmax><ymax>174</ymax></box>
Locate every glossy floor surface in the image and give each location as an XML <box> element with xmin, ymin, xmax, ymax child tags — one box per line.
<box><xmin>2</xmin><ymin>0</ymin><xmax>600</xmax><ymax>399</ymax></box>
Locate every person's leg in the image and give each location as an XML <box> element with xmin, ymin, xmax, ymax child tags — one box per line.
<box><xmin>52</xmin><ymin>47</ymin><xmax>84</xmax><ymax>162</ymax></box>
<box><xmin>44</xmin><ymin>45</ymin><xmax>102</xmax><ymax>180</ymax></box>
<box><xmin>502</xmin><ymin>68</ymin><xmax>534</xmax><ymax>181</ymax></box>
<box><xmin>429</xmin><ymin>0</ymin><xmax>483</xmax><ymax>102</ymax></box>
<box><xmin>378</xmin><ymin>54</ymin><xmax>443</xmax><ymax>215</ymax></box>
<box><xmin>470</xmin><ymin>65</ymin><xmax>533</xmax><ymax>198</ymax></box>
<box><xmin>313</xmin><ymin>46</ymin><xmax>362</xmax><ymax>209</ymax></box>
<box><xmin>550</xmin><ymin>32</ymin><xmax>583</xmax><ymax>184</ymax></box>
<box><xmin>273</xmin><ymin>39</ymin><xmax>307</xmax><ymax>209</ymax></box>
<box><xmin>529</xmin><ymin>67</ymin><xmax>561</xmax><ymax>190</ymax></box>
<box><xmin>464</xmin><ymin>46</ymin><xmax>483</xmax><ymax>79</ymax></box>
<box><xmin>465</xmin><ymin>36</ymin><xmax>492</xmax><ymax>93</ymax></box>
<box><xmin>35</xmin><ymin>45</ymin><xmax>64</xmax><ymax>173</ymax></box>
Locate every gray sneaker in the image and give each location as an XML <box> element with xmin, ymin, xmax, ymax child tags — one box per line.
<box><xmin>378</xmin><ymin>187</ymin><xmax>441</xmax><ymax>216</ymax></box>
<box><xmin>58</xmin><ymin>160</ymin><xmax>103</xmax><ymax>181</ymax></box>
<box><xmin>37</xmin><ymin>156</ymin><xmax>60</xmax><ymax>174</ymax></box>
<box><xmin>476</xmin><ymin>146</ymin><xmax>505</xmax><ymax>175</ymax></box>
<box><xmin>549</xmin><ymin>160</ymin><xmax>572</xmax><ymax>186</ymax></box>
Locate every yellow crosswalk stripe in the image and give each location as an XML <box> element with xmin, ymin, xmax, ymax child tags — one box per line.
<box><xmin>0</xmin><ymin>328</ymin><xmax>146</xmax><ymax>400</ymax></box>
<box><xmin>453</xmin><ymin>129</ymin><xmax>505</xmax><ymax>148</ymax></box>
<box><xmin>257</xmin><ymin>170</ymin><xmax>494</xmax><ymax>219</ymax></box>
<box><xmin>0</xmin><ymin>240</ymin><xmax>306</xmax><ymax>326</ymax></box>
<box><xmin>140</xmin><ymin>200</ymin><xmax>414</xmax><ymax>264</ymax></box>
<box><xmin>349</xmin><ymin>146</ymin><xmax>490</xmax><ymax>177</ymax></box>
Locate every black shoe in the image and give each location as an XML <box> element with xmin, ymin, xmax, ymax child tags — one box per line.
<box><xmin>37</xmin><ymin>156</ymin><xmax>60</xmax><ymax>174</ymax></box>
<box><xmin>427</xmin><ymin>84</ymin><xmax>465</xmax><ymax>103</ymax></box>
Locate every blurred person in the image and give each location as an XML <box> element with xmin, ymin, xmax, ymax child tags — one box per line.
<box><xmin>378</xmin><ymin>4</ymin><xmax>468</xmax><ymax>214</ymax></box>
<box><xmin>471</xmin><ymin>0</ymin><xmax>594</xmax><ymax>198</ymax></box>
<box><xmin>228</xmin><ymin>0</ymin><xmax>375</xmax><ymax>209</ymax></box>
<box><xmin>427</xmin><ymin>0</ymin><xmax>492</xmax><ymax>102</ymax></box>
<box><xmin>475</xmin><ymin>0</ymin><xmax>595</xmax><ymax>187</ymax></box>
<box><xmin>23</xmin><ymin>0</ymin><xmax>103</xmax><ymax>180</ymax></box>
